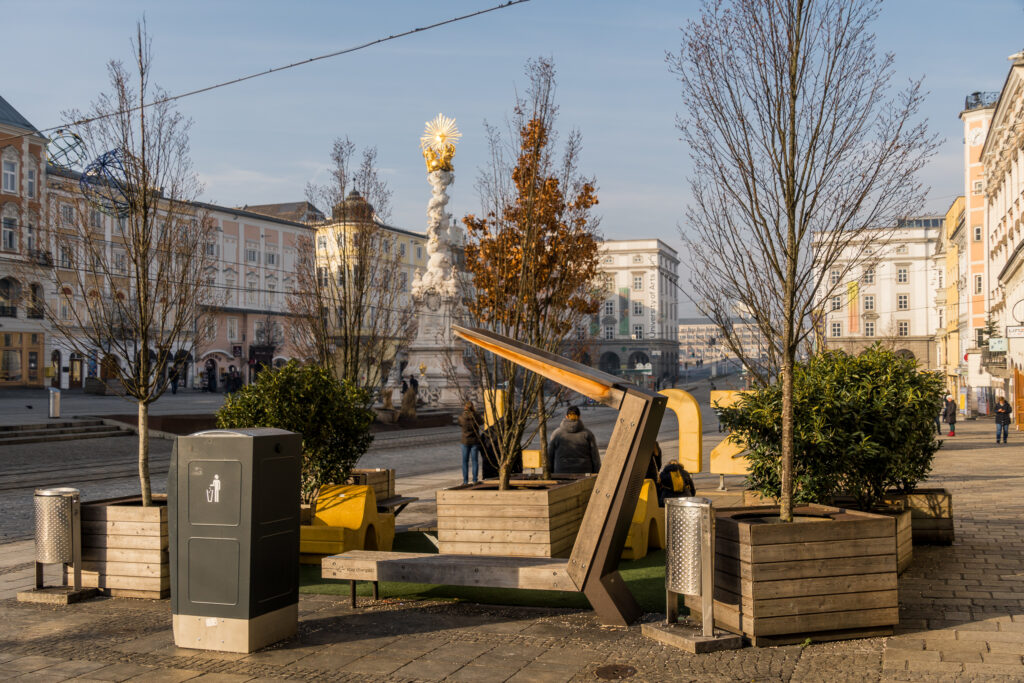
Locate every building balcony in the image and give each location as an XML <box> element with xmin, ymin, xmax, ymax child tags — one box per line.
<box><xmin>29</xmin><ymin>249</ymin><xmax>54</xmax><ymax>267</ymax></box>
<box><xmin>982</xmin><ymin>349</ymin><xmax>1011</xmax><ymax>378</ymax></box>
<box><xmin>0</xmin><ymin>305</ymin><xmax>16</xmax><ymax>318</ymax></box>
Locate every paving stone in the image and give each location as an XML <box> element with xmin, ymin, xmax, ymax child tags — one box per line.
<box><xmin>392</xmin><ymin>656</ymin><xmax>467</xmax><ymax>680</ymax></box>
<box><xmin>123</xmin><ymin>670</ymin><xmax>202</xmax><ymax>682</ymax></box>
<box><xmin>33</xmin><ymin>659</ymin><xmax>109</xmax><ymax>677</ymax></box>
<box><xmin>11</xmin><ymin>671</ymin><xmax>72</xmax><ymax>683</ymax></box>
<box><xmin>182</xmin><ymin>675</ymin><xmax>254</xmax><ymax>682</ymax></box>
<box><xmin>6</xmin><ymin>656</ymin><xmax>67</xmax><ymax>674</ymax></box>
<box><xmin>982</xmin><ymin>652</ymin><xmax>1024</xmax><ymax>665</ymax></box>
<box><xmin>961</xmin><ymin>662</ymin><xmax>1024</xmax><ymax>676</ymax></box>
<box><xmin>886</xmin><ymin>639</ymin><xmax>925</xmax><ymax>651</ymax></box>
<box><xmin>939</xmin><ymin>650</ymin><xmax>983</xmax><ymax>663</ymax></box>
<box><xmin>342</xmin><ymin>653</ymin><xmax>409</xmax><ymax>676</ymax></box>
<box><xmin>83</xmin><ymin>663</ymin><xmax>157</xmax><ymax>681</ymax></box>
<box><xmin>445</xmin><ymin>663</ymin><xmax>522</xmax><ymax>683</ymax></box>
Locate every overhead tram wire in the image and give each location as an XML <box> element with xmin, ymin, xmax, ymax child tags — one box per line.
<box><xmin>4</xmin><ymin>0</ymin><xmax>532</xmax><ymax>144</ymax></box>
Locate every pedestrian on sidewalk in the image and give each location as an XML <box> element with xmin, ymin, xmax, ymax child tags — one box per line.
<box><xmin>995</xmin><ymin>395</ymin><xmax>1013</xmax><ymax>444</ymax></box>
<box><xmin>943</xmin><ymin>394</ymin><xmax>957</xmax><ymax>436</ymax></box>
<box><xmin>549</xmin><ymin>405</ymin><xmax>601</xmax><ymax>474</ymax></box>
<box><xmin>458</xmin><ymin>401</ymin><xmax>481</xmax><ymax>485</ymax></box>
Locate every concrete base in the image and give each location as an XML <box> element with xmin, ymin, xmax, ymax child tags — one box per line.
<box><xmin>173</xmin><ymin>602</ymin><xmax>297</xmax><ymax>653</ymax></box>
<box><xmin>642</xmin><ymin>620</ymin><xmax>744</xmax><ymax>654</ymax></box>
<box><xmin>17</xmin><ymin>586</ymin><xmax>99</xmax><ymax>605</ymax></box>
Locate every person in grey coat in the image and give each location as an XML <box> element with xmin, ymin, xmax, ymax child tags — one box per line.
<box><xmin>549</xmin><ymin>406</ymin><xmax>601</xmax><ymax>474</ymax></box>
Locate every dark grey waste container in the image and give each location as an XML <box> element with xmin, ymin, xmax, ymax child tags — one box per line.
<box><xmin>170</xmin><ymin>428</ymin><xmax>301</xmax><ymax>653</ymax></box>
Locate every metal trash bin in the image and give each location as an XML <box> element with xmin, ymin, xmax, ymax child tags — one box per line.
<box><xmin>48</xmin><ymin>387</ymin><xmax>61</xmax><ymax>419</ymax></box>
<box><xmin>33</xmin><ymin>487</ymin><xmax>82</xmax><ymax>589</ymax></box>
<box><xmin>665</xmin><ymin>496</ymin><xmax>714</xmax><ymax>636</ymax></box>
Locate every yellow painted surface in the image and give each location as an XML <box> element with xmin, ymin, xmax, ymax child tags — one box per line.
<box><xmin>658</xmin><ymin>389</ymin><xmax>702</xmax><ymax>472</ymax></box>
<box><xmin>709</xmin><ymin>390</ymin><xmax>751</xmax><ymax>476</ymax></box>
<box><xmin>621</xmin><ymin>479</ymin><xmax>665</xmax><ymax>561</ymax></box>
<box><xmin>299</xmin><ymin>484</ymin><xmax>394</xmax><ymax>561</ymax></box>
<box><xmin>483</xmin><ymin>389</ymin><xmax>506</xmax><ymax>429</ymax></box>
<box><xmin>521</xmin><ymin>449</ymin><xmax>541</xmax><ymax>469</ymax></box>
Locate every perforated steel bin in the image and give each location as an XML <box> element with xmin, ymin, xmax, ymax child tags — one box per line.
<box><xmin>664</xmin><ymin>496</ymin><xmax>714</xmax><ymax>635</ymax></box>
<box><xmin>34</xmin><ymin>487</ymin><xmax>79</xmax><ymax>564</ymax></box>
<box><xmin>48</xmin><ymin>387</ymin><xmax>60</xmax><ymax>419</ymax></box>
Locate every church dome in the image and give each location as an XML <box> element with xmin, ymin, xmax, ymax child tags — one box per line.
<box><xmin>332</xmin><ymin>189</ymin><xmax>374</xmax><ymax>221</ymax></box>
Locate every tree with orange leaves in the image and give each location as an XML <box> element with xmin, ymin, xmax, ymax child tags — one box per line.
<box><xmin>462</xmin><ymin>57</ymin><xmax>601</xmax><ymax>489</ymax></box>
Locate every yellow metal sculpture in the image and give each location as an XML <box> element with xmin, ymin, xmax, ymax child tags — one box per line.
<box><xmin>708</xmin><ymin>390</ymin><xmax>751</xmax><ymax>475</ymax></box>
<box><xmin>658</xmin><ymin>389</ymin><xmax>703</xmax><ymax>472</ymax></box>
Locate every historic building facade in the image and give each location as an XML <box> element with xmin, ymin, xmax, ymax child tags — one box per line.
<box><xmin>590</xmin><ymin>239</ymin><xmax>680</xmax><ymax>388</ymax></box>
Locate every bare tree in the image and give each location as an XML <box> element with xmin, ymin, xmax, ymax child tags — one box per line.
<box><xmin>669</xmin><ymin>0</ymin><xmax>936</xmax><ymax>521</ymax></box>
<box><xmin>31</xmin><ymin>23</ymin><xmax>217</xmax><ymax>506</ymax></box>
<box><xmin>287</xmin><ymin>139</ymin><xmax>414</xmax><ymax>399</ymax></box>
<box><xmin>462</xmin><ymin>57</ymin><xmax>602</xmax><ymax>487</ymax></box>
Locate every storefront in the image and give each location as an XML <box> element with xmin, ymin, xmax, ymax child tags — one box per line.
<box><xmin>0</xmin><ymin>332</ymin><xmax>45</xmax><ymax>388</ymax></box>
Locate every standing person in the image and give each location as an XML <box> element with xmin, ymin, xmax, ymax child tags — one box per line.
<box><xmin>458</xmin><ymin>401</ymin><xmax>481</xmax><ymax>485</ymax></box>
<box><xmin>995</xmin><ymin>395</ymin><xmax>1013</xmax><ymax>444</ymax></box>
<box><xmin>942</xmin><ymin>394</ymin><xmax>957</xmax><ymax>437</ymax></box>
<box><xmin>169</xmin><ymin>364</ymin><xmax>179</xmax><ymax>395</ymax></box>
<box><xmin>549</xmin><ymin>405</ymin><xmax>601</xmax><ymax>474</ymax></box>
<box><xmin>408</xmin><ymin>374</ymin><xmax>419</xmax><ymax>395</ymax></box>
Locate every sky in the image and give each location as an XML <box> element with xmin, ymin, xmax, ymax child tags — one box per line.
<box><xmin>3</xmin><ymin>0</ymin><xmax>1024</xmax><ymax>250</ymax></box>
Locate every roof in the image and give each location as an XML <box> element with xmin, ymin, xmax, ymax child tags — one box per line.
<box><xmin>239</xmin><ymin>201</ymin><xmax>325</xmax><ymax>223</ymax></box>
<box><xmin>0</xmin><ymin>94</ymin><xmax>40</xmax><ymax>134</ymax></box>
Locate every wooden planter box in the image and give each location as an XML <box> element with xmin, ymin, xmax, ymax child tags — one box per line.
<box><xmin>685</xmin><ymin>504</ymin><xmax>898</xmax><ymax>646</ymax></box>
<box><xmin>348</xmin><ymin>468</ymin><xmax>395</xmax><ymax>503</ymax></box>
<box><xmin>436</xmin><ymin>476</ymin><xmax>595</xmax><ymax>557</ymax></box>
<box><xmin>65</xmin><ymin>495</ymin><xmax>169</xmax><ymax>599</ymax></box>
<box><xmin>884</xmin><ymin>488</ymin><xmax>953</xmax><ymax>545</ymax></box>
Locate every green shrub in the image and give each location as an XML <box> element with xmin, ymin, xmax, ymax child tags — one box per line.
<box><xmin>717</xmin><ymin>345</ymin><xmax>944</xmax><ymax>511</ymax></box>
<box><xmin>216</xmin><ymin>362</ymin><xmax>374</xmax><ymax>502</ymax></box>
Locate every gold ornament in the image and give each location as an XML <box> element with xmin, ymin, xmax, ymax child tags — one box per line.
<box><xmin>420</xmin><ymin>113</ymin><xmax>460</xmax><ymax>172</ymax></box>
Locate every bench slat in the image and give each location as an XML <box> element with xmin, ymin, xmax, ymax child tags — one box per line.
<box><xmin>322</xmin><ymin>551</ymin><xmax>577</xmax><ymax>592</ymax></box>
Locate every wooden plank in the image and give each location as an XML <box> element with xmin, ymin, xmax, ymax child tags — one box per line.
<box><xmin>82</xmin><ymin>504</ymin><xmax>167</xmax><ymax>523</ymax></box>
<box><xmin>742</xmin><ymin>554</ymin><xmax>897</xmax><ymax>582</ymax></box>
<box><xmin>82</xmin><ymin>547</ymin><xmax>168</xmax><ymax>564</ymax></box>
<box><xmin>749</xmin><ymin>626</ymin><xmax>892</xmax><ymax>647</ymax></box>
<box><xmin>718</xmin><ymin>536</ymin><xmax>896</xmax><ymax>564</ymax></box>
<box><xmin>743</xmin><ymin>517</ymin><xmax>894</xmax><ymax>545</ymax></box>
<box><xmin>748</xmin><ymin>607</ymin><xmax>899</xmax><ymax>636</ymax></box>
<box><xmin>73</xmin><ymin>570</ymin><xmax>170</xmax><ymax>592</ymax></box>
<box><xmin>82</xmin><ymin>520</ymin><xmax>167</xmax><ymax>536</ymax></box>
<box><xmin>82</xmin><ymin>534</ymin><xmax>167</xmax><ymax>550</ymax></box>
<box><xmin>437</xmin><ymin>498</ymin><xmax>582</xmax><ymax>518</ymax></box>
<box><xmin>437</xmin><ymin>517</ymin><xmax>582</xmax><ymax>546</ymax></box>
<box><xmin>744</xmin><ymin>589</ymin><xmax>898</xmax><ymax>619</ymax></box>
<box><xmin>721</xmin><ymin>571</ymin><xmax>898</xmax><ymax>600</ymax></box>
<box><xmin>437</xmin><ymin>541</ymin><xmax>558</xmax><ymax>557</ymax></box>
<box><xmin>322</xmin><ymin>551</ymin><xmax>577</xmax><ymax>591</ymax></box>
<box><xmin>80</xmin><ymin>560</ymin><xmax>168</xmax><ymax>578</ymax></box>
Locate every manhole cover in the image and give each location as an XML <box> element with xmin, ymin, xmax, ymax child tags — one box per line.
<box><xmin>595</xmin><ymin>664</ymin><xmax>637</xmax><ymax>680</ymax></box>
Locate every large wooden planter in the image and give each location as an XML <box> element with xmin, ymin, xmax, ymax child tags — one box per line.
<box><xmin>65</xmin><ymin>495</ymin><xmax>169</xmax><ymax>599</ymax></box>
<box><xmin>347</xmin><ymin>468</ymin><xmax>395</xmax><ymax>503</ymax></box>
<box><xmin>884</xmin><ymin>488</ymin><xmax>953</xmax><ymax>545</ymax></box>
<box><xmin>685</xmin><ymin>504</ymin><xmax>898</xmax><ymax>646</ymax></box>
<box><xmin>436</xmin><ymin>475</ymin><xmax>595</xmax><ymax>557</ymax></box>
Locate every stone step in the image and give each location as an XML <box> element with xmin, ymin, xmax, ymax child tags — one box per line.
<box><xmin>0</xmin><ymin>425</ymin><xmax>118</xmax><ymax>439</ymax></box>
<box><xmin>0</xmin><ymin>420</ymin><xmax>106</xmax><ymax>433</ymax></box>
<box><xmin>0</xmin><ymin>429</ymin><xmax>132</xmax><ymax>446</ymax></box>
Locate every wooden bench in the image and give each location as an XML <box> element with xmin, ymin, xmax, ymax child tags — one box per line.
<box><xmin>322</xmin><ymin>325</ymin><xmax>668</xmax><ymax>626</ymax></box>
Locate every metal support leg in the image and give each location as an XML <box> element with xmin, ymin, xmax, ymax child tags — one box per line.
<box><xmin>71</xmin><ymin>498</ymin><xmax>82</xmax><ymax>591</ymax></box>
<box><xmin>35</xmin><ymin>563</ymin><xmax>43</xmax><ymax>590</ymax></box>
<box><xmin>350</xmin><ymin>580</ymin><xmax>357</xmax><ymax>608</ymax></box>
<box><xmin>372</xmin><ymin>581</ymin><xmax>379</xmax><ymax>601</ymax></box>
<box><xmin>666</xmin><ymin>588</ymin><xmax>679</xmax><ymax>624</ymax></box>
<box><xmin>717</xmin><ymin>474</ymin><xmax>727</xmax><ymax>491</ymax></box>
<box><xmin>701</xmin><ymin>505</ymin><xmax>714</xmax><ymax>637</ymax></box>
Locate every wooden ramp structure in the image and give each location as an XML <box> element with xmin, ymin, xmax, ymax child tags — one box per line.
<box><xmin>323</xmin><ymin>325</ymin><xmax>667</xmax><ymax>625</ymax></box>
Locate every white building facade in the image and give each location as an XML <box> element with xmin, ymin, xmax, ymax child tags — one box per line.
<box><xmin>591</xmin><ymin>239</ymin><xmax>680</xmax><ymax>388</ymax></box>
<box><xmin>822</xmin><ymin>218</ymin><xmax>943</xmax><ymax>367</ymax></box>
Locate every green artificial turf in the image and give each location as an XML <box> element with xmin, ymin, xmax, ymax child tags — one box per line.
<box><xmin>299</xmin><ymin>532</ymin><xmax>672</xmax><ymax>612</ymax></box>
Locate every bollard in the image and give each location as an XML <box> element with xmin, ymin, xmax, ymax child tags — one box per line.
<box><xmin>48</xmin><ymin>387</ymin><xmax>61</xmax><ymax>419</ymax></box>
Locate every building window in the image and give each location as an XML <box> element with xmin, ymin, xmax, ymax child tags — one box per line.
<box><xmin>831</xmin><ymin>322</ymin><xmax>842</xmax><ymax>337</ymax></box>
<box><xmin>317</xmin><ymin>236</ymin><xmax>327</xmax><ymax>251</ymax></box>
<box><xmin>246</xmin><ymin>280</ymin><xmax>257</xmax><ymax>305</ymax></box>
<box><xmin>245</xmin><ymin>246</ymin><xmax>259</xmax><ymax>263</ymax></box>
<box><xmin>897</xmin><ymin>267</ymin><xmax>908</xmax><ymax>284</ymax></box>
<box><xmin>60</xmin><ymin>204</ymin><xmax>74</xmax><ymax>225</ymax></box>
<box><xmin>632</xmin><ymin>255</ymin><xmax>643</xmax><ymax>263</ymax></box>
<box><xmin>895</xmin><ymin>244</ymin><xmax>908</xmax><ymax>254</ymax></box>
<box><xmin>27</xmin><ymin>169</ymin><xmax>36</xmax><ymax>198</ymax></box>
<box><xmin>829</xmin><ymin>269</ymin><xmax>840</xmax><ymax>285</ymax></box>
<box><xmin>267</xmin><ymin>282</ymin><xmax>276</xmax><ymax>305</ymax></box>
<box><xmin>604</xmin><ymin>325</ymin><xmax>614</xmax><ymax>340</ymax></box>
<box><xmin>1</xmin><ymin>218</ymin><xmax>15</xmax><ymax>251</ymax></box>
<box><xmin>60</xmin><ymin>299</ymin><xmax>72</xmax><ymax>321</ymax></box>
<box><xmin>864</xmin><ymin>321</ymin><xmax>875</xmax><ymax>337</ymax></box>
<box><xmin>632</xmin><ymin>300</ymin><xmax>643</xmax><ymax>316</ymax></box>
<box><xmin>227</xmin><ymin>317</ymin><xmax>239</xmax><ymax>341</ymax></box>
<box><xmin>113</xmin><ymin>251</ymin><xmax>127</xmax><ymax>274</ymax></box>
<box><xmin>975</xmin><ymin>274</ymin><xmax>983</xmax><ymax>295</ymax></box>
<box><xmin>937</xmin><ymin>271</ymin><xmax>944</xmax><ymax>288</ymax></box>
<box><xmin>974</xmin><ymin>226</ymin><xmax>982</xmax><ymax>241</ymax></box>
<box><xmin>831</xmin><ymin>296</ymin><xmax>842</xmax><ymax>311</ymax></box>
<box><xmin>224</xmin><ymin>277</ymin><xmax>235</xmax><ymax>304</ymax></box>
<box><xmin>89</xmin><ymin>210</ymin><xmax>103</xmax><ymax>230</ymax></box>
<box><xmin>399</xmin><ymin>242</ymin><xmax>406</xmax><ymax>256</ymax></box>
<box><xmin>632</xmin><ymin>275</ymin><xmax>643</xmax><ymax>291</ymax></box>
<box><xmin>26</xmin><ymin>223</ymin><xmax>34</xmax><ymax>251</ymax></box>
<box><xmin>863</xmin><ymin>268</ymin><xmax>874</xmax><ymax>285</ymax></box>
<box><xmin>632</xmin><ymin>324</ymin><xmax>643</xmax><ymax>340</ymax></box>
<box><xmin>265</xmin><ymin>251</ymin><xmax>278</xmax><ymax>266</ymax></box>
<box><xmin>416</xmin><ymin>246</ymin><xmax>423</xmax><ymax>260</ymax></box>
<box><xmin>897</xmin><ymin>294</ymin><xmax>908</xmax><ymax>310</ymax></box>
<box><xmin>399</xmin><ymin>272</ymin><xmax>408</xmax><ymax>292</ymax></box>
<box><xmin>59</xmin><ymin>246</ymin><xmax>71</xmax><ymax>268</ymax></box>
<box><xmin>973</xmin><ymin>180</ymin><xmax>983</xmax><ymax>195</ymax></box>
<box><xmin>897</xmin><ymin>321</ymin><xmax>909</xmax><ymax>337</ymax></box>
<box><xmin>864</xmin><ymin>295</ymin><xmax>875</xmax><ymax>311</ymax></box>
<box><xmin>1</xmin><ymin>160</ymin><xmax>16</xmax><ymax>193</ymax></box>
<box><xmin>603</xmin><ymin>256</ymin><xmax>613</xmax><ymax>264</ymax></box>
<box><xmin>938</xmin><ymin>309</ymin><xmax>945</xmax><ymax>328</ymax></box>
<box><xmin>603</xmin><ymin>300</ymin><xmax>614</xmax><ymax>316</ymax></box>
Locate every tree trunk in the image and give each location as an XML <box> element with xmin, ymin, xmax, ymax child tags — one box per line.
<box><xmin>498</xmin><ymin>458</ymin><xmax>511</xmax><ymax>491</ymax></box>
<box><xmin>537</xmin><ymin>387</ymin><xmax>550</xmax><ymax>479</ymax></box>
<box><xmin>138</xmin><ymin>400</ymin><xmax>152</xmax><ymax>506</ymax></box>
<box><xmin>779</xmin><ymin>358</ymin><xmax>794</xmax><ymax>523</ymax></box>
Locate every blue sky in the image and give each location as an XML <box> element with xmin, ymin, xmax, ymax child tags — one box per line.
<box><xmin>4</xmin><ymin>0</ymin><xmax>1023</xmax><ymax>244</ymax></box>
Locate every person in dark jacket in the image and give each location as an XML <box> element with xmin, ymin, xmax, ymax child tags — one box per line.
<box><xmin>994</xmin><ymin>396</ymin><xmax>1013</xmax><ymax>444</ymax></box>
<box><xmin>478</xmin><ymin>418</ymin><xmax>522</xmax><ymax>480</ymax></box>
<box><xmin>549</xmin><ymin>406</ymin><xmax>601</xmax><ymax>474</ymax></box>
<box><xmin>942</xmin><ymin>395</ymin><xmax>957</xmax><ymax>436</ymax></box>
<box><xmin>458</xmin><ymin>401</ymin><xmax>481</xmax><ymax>484</ymax></box>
